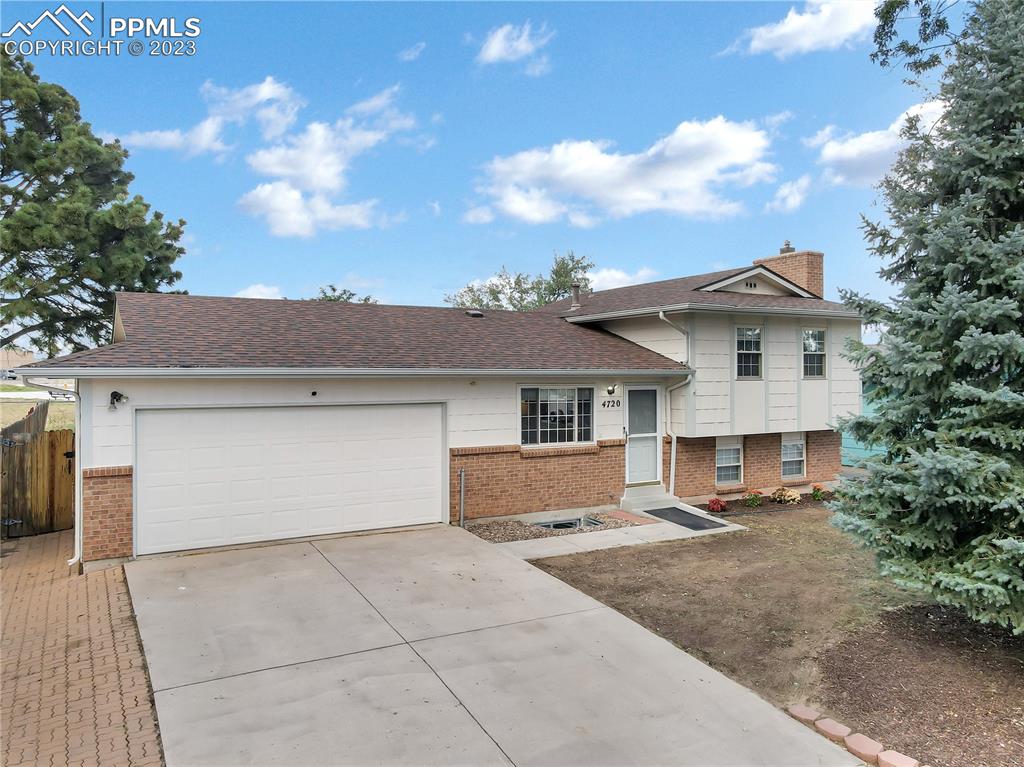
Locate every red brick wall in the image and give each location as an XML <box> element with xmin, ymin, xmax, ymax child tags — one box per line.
<box><xmin>667</xmin><ymin>430</ymin><xmax>841</xmax><ymax>497</ymax></box>
<box><xmin>753</xmin><ymin>250</ymin><xmax>824</xmax><ymax>297</ymax></box>
<box><xmin>449</xmin><ymin>439</ymin><xmax>626</xmax><ymax>522</ymax></box>
<box><xmin>82</xmin><ymin>467</ymin><xmax>133</xmax><ymax>561</ymax></box>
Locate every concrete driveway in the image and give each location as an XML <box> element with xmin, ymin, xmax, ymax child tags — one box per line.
<box><xmin>126</xmin><ymin>526</ymin><xmax>857</xmax><ymax>767</ymax></box>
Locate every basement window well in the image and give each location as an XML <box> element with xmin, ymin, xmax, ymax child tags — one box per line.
<box><xmin>534</xmin><ymin>516</ymin><xmax>603</xmax><ymax>531</ymax></box>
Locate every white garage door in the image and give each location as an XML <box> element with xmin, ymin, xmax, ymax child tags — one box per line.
<box><xmin>135</xmin><ymin>404</ymin><xmax>445</xmax><ymax>555</ymax></box>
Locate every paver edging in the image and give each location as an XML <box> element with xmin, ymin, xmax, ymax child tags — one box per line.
<box><xmin>787</xmin><ymin>705</ymin><xmax>924</xmax><ymax>767</ymax></box>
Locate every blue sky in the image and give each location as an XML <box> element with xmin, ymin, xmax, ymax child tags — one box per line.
<box><xmin>6</xmin><ymin>1</ymin><xmax>934</xmax><ymax>306</ymax></box>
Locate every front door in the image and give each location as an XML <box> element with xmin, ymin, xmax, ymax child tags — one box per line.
<box><xmin>625</xmin><ymin>387</ymin><xmax>660</xmax><ymax>484</ymax></box>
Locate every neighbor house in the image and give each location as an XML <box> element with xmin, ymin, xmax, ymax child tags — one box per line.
<box><xmin>18</xmin><ymin>245</ymin><xmax>861</xmax><ymax>568</ymax></box>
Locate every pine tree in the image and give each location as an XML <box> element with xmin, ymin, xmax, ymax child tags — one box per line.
<box><xmin>832</xmin><ymin>0</ymin><xmax>1024</xmax><ymax>633</ymax></box>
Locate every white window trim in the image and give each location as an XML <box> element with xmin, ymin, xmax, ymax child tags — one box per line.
<box><xmin>715</xmin><ymin>435</ymin><xmax>744</xmax><ymax>486</ymax></box>
<box><xmin>781</xmin><ymin>431</ymin><xmax>806</xmax><ymax>478</ymax></box>
<box><xmin>735</xmin><ymin>325</ymin><xmax>764</xmax><ymax>380</ymax></box>
<box><xmin>801</xmin><ymin>327</ymin><xmax>827</xmax><ymax>379</ymax></box>
<box><xmin>518</xmin><ymin>384</ymin><xmax>597</xmax><ymax>448</ymax></box>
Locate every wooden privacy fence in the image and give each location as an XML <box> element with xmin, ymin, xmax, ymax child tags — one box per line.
<box><xmin>1</xmin><ymin>400</ymin><xmax>75</xmax><ymax>537</ymax></box>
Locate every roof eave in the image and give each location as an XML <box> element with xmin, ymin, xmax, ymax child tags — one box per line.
<box><xmin>563</xmin><ymin>303</ymin><xmax>861</xmax><ymax>323</ymax></box>
<box><xmin>13</xmin><ymin>365</ymin><xmax>692</xmax><ymax>379</ymax></box>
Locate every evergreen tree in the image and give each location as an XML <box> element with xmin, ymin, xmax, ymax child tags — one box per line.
<box><xmin>832</xmin><ymin>0</ymin><xmax>1024</xmax><ymax>633</ymax></box>
<box><xmin>0</xmin><ymin>52</ymin><xmax>184</xmax><ymax>355</ymax></box>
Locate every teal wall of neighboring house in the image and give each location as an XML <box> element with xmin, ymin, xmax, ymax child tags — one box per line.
<box><xmin>841</xmin><ymin>383</ymin><xmax>885</xmax><ymax>465</ymax></box>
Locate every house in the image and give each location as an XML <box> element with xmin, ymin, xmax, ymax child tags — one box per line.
<box><xmin>17</xmin><ymin>245</ymin><xmax>861</xmax><ymax>568</ymax></box>
<box><xmin>1</xmin><ymin>345</ymin><xmax>37</xmax><ymax>382</ymax></box>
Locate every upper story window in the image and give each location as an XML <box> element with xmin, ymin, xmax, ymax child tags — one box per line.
<box><xmin>736</xmin><ymin>327</ymin><xmax>762</xmax><ymax>378</ymax></box>
<box><xmin>521</xmin><ymin>387</ymin><xmax>593</xmax><ymax>445</ymax></box>
<box><xmin>802</xmin><ymin>329</ymin><xmax>826</xmax><ymax>378</ymax></box>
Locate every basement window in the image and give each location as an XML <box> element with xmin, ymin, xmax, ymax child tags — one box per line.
<box><xmin>520</xmin><ymin>387</ymin><xmax>593</xmax><ymax>445</ymax></box>
<box><xmin>715</xmin><ymin>436</ymin><xmax>743</xmax><ymax>485</ymax></box>
<box><xmin>781</xmin><ymin>432</ymin><xmax>806</xmax><ymax>478</ymax></box>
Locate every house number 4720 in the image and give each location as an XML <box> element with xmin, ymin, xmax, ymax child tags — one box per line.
<box><xmin>601</xmin><ymin>399</ymin><xmax>622</xmax><ymax>408</ymax></box>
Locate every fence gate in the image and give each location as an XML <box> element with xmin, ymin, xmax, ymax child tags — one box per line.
<box><xmin>1</xmin><ymin>401</ymin><xmax>75</xmax><ymax>537</ymax></box>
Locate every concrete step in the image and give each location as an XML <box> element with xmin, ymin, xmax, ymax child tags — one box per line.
<box><xmin>620</xmin><ymin>484</ymin><xmax>680</xmax><ymax>512</ymax></box>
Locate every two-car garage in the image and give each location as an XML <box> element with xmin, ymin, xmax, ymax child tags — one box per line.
<box><xmin>134</xmin><ymin>403</ymin><xmax>446</xmax><ymax>555</ymax></box>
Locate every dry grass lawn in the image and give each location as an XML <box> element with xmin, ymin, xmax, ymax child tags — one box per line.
<box><xmin>0</xmin><ymin>400</ymin><xmax>75</xmax><ymax>430</ymax></box>
<box><xmin>536</xmin><ymin>507</ymin><xmax>1024</xmax><ymax>767</ymax></box>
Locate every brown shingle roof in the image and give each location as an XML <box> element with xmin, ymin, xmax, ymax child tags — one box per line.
<box><xmin>537</xmin><ymin>266</ymin><xmax>854</xmax><ymax>318</ymax></box>
<box><xmin>20</xmin><ymin>292</ymin><xmax>689</xmax><ymax>373</ymax></box>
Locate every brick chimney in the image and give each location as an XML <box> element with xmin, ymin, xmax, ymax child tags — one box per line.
<box><xmin>753</xmin><ymin>242</ymin><xmax>824</xmax><ymax>297</ymax></box>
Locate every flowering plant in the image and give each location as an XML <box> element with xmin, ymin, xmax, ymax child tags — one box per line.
<box><xmin>742</xmin><ymin>490</ymin><xmax>763</xmax><ymax>508</ymax></box>
<box><xmin>706</xmin><ymin>497</ymin><xmax>728</xmax><ymax>513</ymax></box>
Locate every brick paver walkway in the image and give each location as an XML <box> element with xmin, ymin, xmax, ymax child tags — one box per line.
<box><xmin>1</xmin><ymin>531</ymin><xmax>163</xmax><ymax>766</ymax></box>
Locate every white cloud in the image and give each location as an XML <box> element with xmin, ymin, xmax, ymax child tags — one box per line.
<box><xmin>118</xmin><ymin>116</ymin><xmax>229</xmax><ymax>156</ymax></box>
<box><xmin>733</xmin><ymin>1</ymin><xmax>876</xmax><ymax>59</ymax></box>
<box><xmin>802</xmin><ymin>125</ymin><xmax>836</xmax><ymax>148</ymax></box>
<box><xmin>398</xmin><ymin>42</ymin><xmax>426</xmax><ymax>62</ymax></box>
<box><xmin>240</xmin><ymin>85</ymin><xmax>418</xmax><ymax>236</ymax></box>
<box><xmin>117</xmin><ymin>76</ymin><xmax>303</xmax><ymax>156</ymax></box>
<box><xmin>463</xmin><ymin>205</ymin><xmax>495</xmax><ymax>224</ymax></box>
<box><xmin>247</xmin><ymin>120</ymin><xmax>388</xmax><ymax>193</ymax></box>
<box><xmin>428</xmin><ymin>200</ymin><xmax>442</xmax><ymax>217</ymax></box>
<box><xmin>814</xmin><ymin>101</ymin><xmax>944</xmax><ymax>186</ymax></box>
<box><xmin>476</xmin><ymin>21</ymin><xmax>554</xmax><ymax>75</ymax></box>
<box><xmin>238</xmin><ymin>182</ymin><xmax>378</xmax><ymax>238</ymax></box>
<box><xmin>765</xmin><ymin>174</ymin><xmax>812</xmax><ymax>213</ymax></box>
<box><xmin>235</xmin><ymin>283</ymin><xmax>283</xmax><ymax>299</ymax></box>
<box><xmin>201</xmin><ymin>76</ymin><xmax>304</xmax><ymax>139</ymax></box>
<box><xmin>588</xmin><ymin>267</ymin><xmax>658</xmax><ymax>291</ymax></box>
<box><xmin>474</xmin><ymin>116</ymin><xmax>776</xmax><ymax>226</ymax></box>
<box><xmin>524</xmin><ymin>55</ymin><xmax>551</xmax><ymax>77</ymax></box>
<box><xmin>764</xmin><ymin>110</ymin><xmax>795</xmax><ymax>132</ymax></box>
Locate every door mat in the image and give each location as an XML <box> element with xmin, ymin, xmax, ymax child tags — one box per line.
<box><xmin>644</xmin><ymin>507</ymin><xmax>727</xmax><ymax>530</ymax></box>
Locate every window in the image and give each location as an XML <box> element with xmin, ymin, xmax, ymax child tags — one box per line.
<box><xmin>736</xmin><ymin>327</ymin><xmax>762</xmax><ymax>378</ymax></box>
<box><xmin>803</xmin><ymin>329</ymin><xmax>826</xmax><ymax>377</ymax></box>
<box><xmin>781</xmin><ymin>432</ymin><xmax>806</xmax><ymax>478</ymax></box>
<box><xmin>715</xmin><ymin>436</ymin><xmax>743</xmax><ymax>485</ymax></box>
<box><xmin>520</xmin><ymin>387</ymin><xmax>593</xmax><ymax>445</ymax></box>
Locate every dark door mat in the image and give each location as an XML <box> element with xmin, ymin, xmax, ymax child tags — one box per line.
<box><xmin>644</xmin><ymin>507</ymin><xmax>727</xmax><ymax>530</ymax></box>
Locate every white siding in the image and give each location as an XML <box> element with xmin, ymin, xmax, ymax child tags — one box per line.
<box><xmin>78</xmin><ymin>376</ymin><xmax>652</xmax><ymax>469</ymax></box>
<box><xmin>601</xmin><ymin>311</ymin><xmax>861</xmax><ymax>438</ymax></box>
<box><xmin>600</xmin><ymin>316</ymin><xmax>686</xmax><ymax>362</ymax></box>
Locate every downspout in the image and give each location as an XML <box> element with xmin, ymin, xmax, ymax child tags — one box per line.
<box><xmin>664</xmin><ymin>376</ymin><xmax>691</xmax><ymax>497</ymax></box>
<box><xmin>658</xmin><ymin>311</ymin><xmax>693</xmax><ymax>496</ymax></box>
<box><xmin>25</xmin><ymin>377</ymin><xmax>82</xmax><ymax>568</ymax></box>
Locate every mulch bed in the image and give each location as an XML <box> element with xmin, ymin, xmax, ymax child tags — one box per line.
<box><xmin>698</xmin><ymin>492</ymin><xmax>834</xmax><ymax>516</ymax></box>
<box><xmin>818</xmin><ymin>604</ymin><xmax>1024</xmax><ymax>767</ymax></box>
<box><xmin>468</xmin><ymin>512</ymin><xmax>635</xmax><ymax>543</ymax></box>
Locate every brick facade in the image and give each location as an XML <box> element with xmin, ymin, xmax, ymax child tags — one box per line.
<box><xmin>753</xmin><ymin>250</ymin><xmax>824</xmax><ymax>297</ymax></box>
<box><xmin>449</xmin><ymin>439</ymin><xmax>626</xmax><ymax>522</ymax></box>
<box><xmin>664</xmin><ymin>429</ymin><xmax>842</xmax><ymax>497</ymax></box>
<box><xmin>82</xmin><ymin>466</ymin><xmax>133</xmax><ymax>561</ymax></box>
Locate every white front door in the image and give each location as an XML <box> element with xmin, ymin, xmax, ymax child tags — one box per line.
<box><xmin>625</xmin><ymin>387</ymin><xmax>660</xmax><ymax>484</ymax></box>
<box><xmin>135</xmin><ymin>403</ymin><xmax>445</xmax><ymax>555</ymax></box>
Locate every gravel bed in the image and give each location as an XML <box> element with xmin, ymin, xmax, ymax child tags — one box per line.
<box><xmin>467</xmin><ymin>513</ymin><xmax>635</xmax><ymax>543</ymax></box>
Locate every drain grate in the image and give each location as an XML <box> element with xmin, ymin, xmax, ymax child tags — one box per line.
<box><xmin>644</xmin><ymin>507</ymin><xmax>727</xmax><ymax>530</ymax></box>
<box><xmin>534</xmin><ymin>516</ymin><xmax>602</xmax><ymax>530</ymax></box>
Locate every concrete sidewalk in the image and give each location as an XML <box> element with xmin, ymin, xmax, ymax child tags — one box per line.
<box><xmin>127</xmin><ymin>526</ymin><xmax>857</xmax><ymax>767</ymax></box>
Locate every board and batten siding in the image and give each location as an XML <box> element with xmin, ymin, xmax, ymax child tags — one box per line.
<box><xmin>77</xmin><ymin>376</ymin><xmax>642</xmax><ymax>469</ymax></box>
<box><xmin>601</xmin><ymin>312</ymin><xmax>861</xmax><ymax>438</ymax></box>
